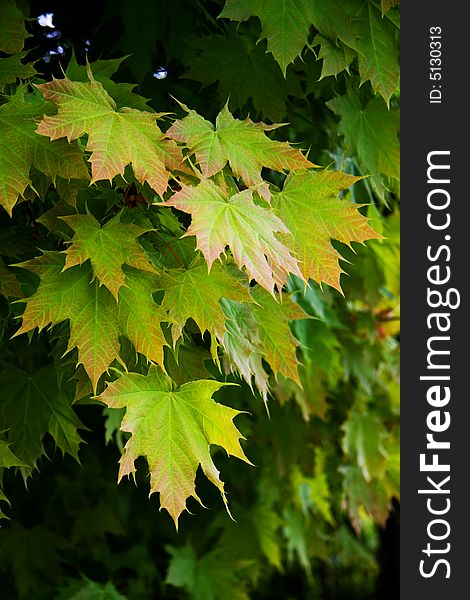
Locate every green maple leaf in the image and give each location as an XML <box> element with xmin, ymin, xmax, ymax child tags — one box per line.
<box><xmin>251</xmin><ymin>286</ymin><xmax>308</xmax><ymax>384</ymax></box>
<box><xmin>36</xmin><ymin>74</ymin><xmax>184</xmax><ymax>196</ymax></box>
<box><xmin>0</xmin><ymin>87</ymin><xmax>89</xmax><ymax>215</ymax></box>
<box><xmin>327</xmin><ymin>93</ymin><xmax>400</xmax><ymax>201</ymax></box>
<box><xmin>62</xmin><ymin>213</ymin><xmax>155</xmax><ymax>299</ymax></box>
<box><xmin>352</xmin><ymin>3</ymin><xmax>399</xmax><ymax>104</ymax></box>
<box><xmin>166</xmin><ymin>179</ymin><xmax>301</xmax><ymax>293</ymax></box>
<box><xmin>222</xmin><ymin>287</ymin><xmax>308</xmax><ymax>402</ymax></box>
<box><xmin>15</xmin><ymin>254</ymin><xmax>171</xmax><ymax>390</ymax></box>
<box><xmin>272</xmin><ymin>169</ymin><xmax>381</xmax><ymax>291</ymax></box>
<box><xmin>118</xmin><ymin>268</ymin><xmax>170</xmax><ymax>367</ymax></box>
<box><xmin>158</xmin><ymin>261</ymin><xmax>252</xmax><ymax>360</ymax></box>
<box><xmin>166</xmin><ymin>543</ymin><xmax>250</xmax><ymax>600</ymax></box>
<box><xmin>184</xmin><ymin>30</ymin><xmax>291</xmax><ymax>121</ymax></box>
<box><xmin>313</xmin><ymin>35</ymin><xmax>355</xmax><ymax>79</ymax></box>
<box><xmin>220</xmin><ymin>0</ymin><xmax>314</xmax><ymax>75</ymax></box>
<box><xmin>342</xmin><ymin>411</ymin><xmax>388</xmax><ymax>481</ymax></box>
<box><xmin>0</xmin><ymin>365</ymin><xmax>85</xmax><ymax>473</ymax></box>
<box><xmin>0</xmin><ymin>53</ymin><xmax>36</xmax><ymax>84</ymax></box>
<box><xmin>0</xmin><ymin>1</ymin><xmax>30</xmax><ymax>54</ymax></box>
<box><xmin>96</xmin><ymin>368</ymin><xmax>250</xmax><ymax>526</ymax></box>
<box><xmin>167</xmin><ymin>103</ymin><xmax>313</xmax><ymax>192</ymax></box>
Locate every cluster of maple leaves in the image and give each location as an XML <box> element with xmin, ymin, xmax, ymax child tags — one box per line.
<box><xmin>0</xmin><ymin>0</ymin><xmax>398</xmax><ymax>557</ymax></box>
<box><xmin>0</xmin><ymin>61</ymin><xmax>378</xmax><ymax>525</ymax></box>
<box><xmin>0</xmin><ymin>0</ymin><xmax>401</xmax><ymax>597</ymax></box>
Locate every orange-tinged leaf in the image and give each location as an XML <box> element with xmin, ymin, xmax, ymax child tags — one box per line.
<box><xmin>97</xmin><ymin>368</ymin><xmax>250</xmax><ymax>527</ymax></box>
<box><xmin>168</xmin><ymin>103</ymin><xmax>314</xmax><ymax>194</ymax></box>
<box><xmin>36</xmin><ymin>77</ymin><xmax>183</xmax><ymax>195</ymax></box>
<box><xmin>273</xmin><ymin>170</ymin><xmax>381</xmax><ymax>291</ymax></box>
<box><xmin>165</xmin><ymin>179</ymin><xmax>301</xmax><ymax>293</ymax></box>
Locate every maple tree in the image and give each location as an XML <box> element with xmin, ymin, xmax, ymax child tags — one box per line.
<box><xmin>0</xmin><ymin>0</ymin><xmax>400</xmax><ymax>598</ymax></box>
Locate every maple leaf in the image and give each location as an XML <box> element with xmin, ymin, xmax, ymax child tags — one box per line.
<box><xmin>313</xmin><ymin>35</ymin><xmax>355</xmax><ymax>80</ymax></box>
<box><xmin>14</xmin><ymin>253</ymin><xmax>121</xmax><ymax>391</ymax></box>
<box><xmin>66</xmin><ymin>54</ymin><xmax>151</xmax><ymax>111</ymax></box>
<box><xmin>352</xmin><ymin>3</ymin><xmax>399</xmax><ymax>104</ymax></box>
<box><xmin>221</xmin><ymin>299</ymin><xmax>269</xmax><ymax>401</ymax></box>
<box><xmin>0</xmin><ymin>1</ymin><xmax>30</xmax><ymax>54</ymax></box>
<box><xmin>251</xmin><ymin>286</ymin><xmax>308</xmax><ymax>384</ymax></box>
<box><xmin>166</xmin><ymin>543</ymin><xmax>250</xmax><ymax>600</ymax></box>
<box><xmin>15</xmin><ymin>254</ymin><xmax>171</xmax><ymax>390</ymax></box>
<box><xmin>118</xmin><ymin>268</ymin><xmax>170</xmax><ymax>367</ymax></box>
<box><xmin>61</xmin><ymin>213</ymin><xmax>155</xmax><ymax>299</ymax></box>
<box><xmin>342</xmin><ymin>411</ymin><xmax>388</xmax><ymax>481</ymax></box>
<box><xmin>36</xmin><ymin>75</ymin><xmax>184</xmax><ymax>196</ymax></box>
<box><xmin>158</xmin><ymin>261</ymin><xmax>252</xmax><ymax>359</ymax></box>
<box><xmin>327</xmin><ymin>93</ymin><xmax>400</xmax><ymax>202</ymax></box>
<box><xmin>272</xmin><ymin>169</ymin><xmax>381</xmax><ymax>291</ymax></box>
<box><xmin>167</xmin><ymin>103</ymin><xmax>313</xmax><ymax>192</ymax></box>
<box><xmin>183</xmin><ymin>30</ymin><xmax>291</xmax><ymax>121</ymax></box>
<box><xmin>0</xmin><ymin>365</ymin><xmax>86</xmax><ymax>473</ymax></box>
<box><xmin>97</xmin><ymin>368</ymin><xmax>250</xmax><ymax>526</ymax></box>
<box><xmin>0</xmin><ymin>52</ymin><xmax>36</xmax><ymax>84</ymax></box>
<box><xmin>220</xmin><ymin>0</ymin><xmax>314</xmax><ymax>75</ymax></box>
<box><xmin>222</xmin><ymin>287</ymin><xmax>308</xmax><ymax>402</ymax></box>
<box><xmin>0</xmin><ymin>87</ymin><xmax>89</xmax><ymax>215</ymax></box>
<box><xmin>165</xmin><ymin>178</ymin><xmax>301</xmax><ymax>293</ymax></box>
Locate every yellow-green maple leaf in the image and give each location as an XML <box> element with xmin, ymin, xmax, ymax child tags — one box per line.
<box><xmin>97</xmin><ymin>368</ymin><xmax>250</xmax><ymax>527</ymax></box>
<box><xmin>62</xmin><ymin>213</ymin><xmax>155</xmax><ymax>299</ymax></box>
<box><xmin>0</xmin><ymin>87</ymin><xmax>88</xmax><ymax>215</ymax></box>
<box><xmin>158</xmin><ymin>262</ymin><xmax>252</xmax><ymax>359</ymax></box>
<box><xmin>165</xmin><ymin>179</ymin><xmax>301</xmax><ymax>293</ymax></box>
<box><xmin>272</xmin><ymin>170</ymin><xmax>381</xmax><ymax>291</ymax></box>
<box><xmin>36</xmin><ymin>75</ymin><xmax>184</xmax><ymax>195</ymax></box>
<box><xmin>167</xmin><ymin>103</ymin><xmax>313</xmax><ymax>195</ymax></box>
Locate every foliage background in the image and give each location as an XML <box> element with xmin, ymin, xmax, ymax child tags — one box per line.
<box><xmin>0</xmin><ymin>0</ymin><xmax>400</xmax><ymax>598</ymax></box>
